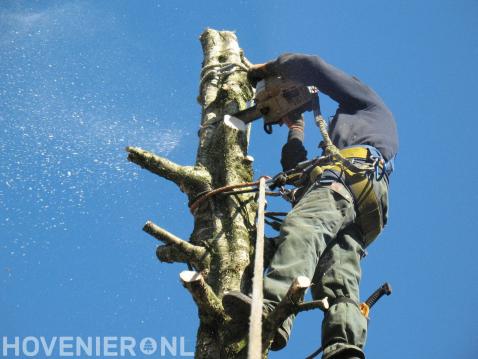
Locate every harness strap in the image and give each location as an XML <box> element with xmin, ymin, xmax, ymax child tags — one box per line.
<box><xmin>328</xmin><ymin>296</ymin><xmax>360</xmax><ymax>309</ymax></box>
<box><xmin>347</xmin><ymin>174</ymin><xmax>383</xmax><ymax>246</ymax></box>
<box><xmin>303</xmin><ymin>146</ymin><xmax>386</xmax><ymax>247</ymax></box>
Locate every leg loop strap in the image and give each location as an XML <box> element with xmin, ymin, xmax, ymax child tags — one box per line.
<box><xmin>328</xmin><ymin>296</ymin><xmax>360</xmax><ymax>310</ymax></box>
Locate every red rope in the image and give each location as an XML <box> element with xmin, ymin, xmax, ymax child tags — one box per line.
<box><xmin>189</xmin><ymin>176</ymin><xmax>270</xmax><ymax>213</ymax></box>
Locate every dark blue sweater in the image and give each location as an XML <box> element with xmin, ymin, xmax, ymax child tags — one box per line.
<box><xmin>266</xmin><ymin>53</ymin><xmax>399</xmax><ymax>171</ymax></box>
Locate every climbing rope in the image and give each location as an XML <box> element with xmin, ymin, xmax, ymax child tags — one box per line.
<box><xmin>313</xmin><ymin>107</ymin><xmax>374</xmax><ymax>175</ymax></box>
<box><xmin>189</xmin><ymin>178</ymin><xmax>271</xmax><ymax>213</ymax></box>
<box><xmin>198</xmin><ymin>60</ymin><xmax>251</xmax><ymax>132</ymax></box>
<box><xmin>200</xmin><ymin>61</ymin><xmax>250</xmax><ymax>88</ymax></box>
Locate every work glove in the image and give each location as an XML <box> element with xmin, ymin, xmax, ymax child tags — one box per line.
<box><xmin>281</xmin><ymin>139</ymin><xmax>307</xmax><ymax>172</ymax></box>
<box><xmin>269</xmin><ymin>172</ymin><xmax>288</xmax><ymax>190</ymax></box>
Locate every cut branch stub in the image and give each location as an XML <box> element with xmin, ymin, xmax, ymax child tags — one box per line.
<box><xmin>156</xmin><ymin>245</ymin><xmax>190</xmax><ymax>264</ymax></box>
<box><xmin>297</xmin><ymin>297</ymin><xmax>330</xmax><ymax>313</ymax></box>
<box><xmin>144</xmin><ymin>221</ymin><xmax>210</xmax><ymax>271</ymax></box>
<box><xmin>179</xmin><ymin>270</ymin><xmax>228</xmax><ymax>324</ymax></box>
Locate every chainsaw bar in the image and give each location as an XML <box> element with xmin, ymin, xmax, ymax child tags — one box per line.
<box><xmin>232</xmin><ymin>105</ymin><xmax>262</xmax><ymax>124</ymax></box>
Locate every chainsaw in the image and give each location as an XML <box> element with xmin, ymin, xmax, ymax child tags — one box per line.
<box><xmin>226</xmin><ymin>76</ymin><xmax>320</xmax><ymax>134</ymax></box>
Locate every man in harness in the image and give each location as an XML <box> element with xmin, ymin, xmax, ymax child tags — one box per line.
<box><xmin>224</xmin><ymin>53</ymin><xmax>399</xmax><ymax>359</ymax></box>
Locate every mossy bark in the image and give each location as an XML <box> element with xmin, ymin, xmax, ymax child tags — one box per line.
<box><xmin>192</xmin><ymin>29</ymin><xmax>256</xmax><ymax>358</ymax></box>
<box><xmin>128</xmin><ymin>29</ymin><xmax>259</xmax><ymax>358</ymax></box>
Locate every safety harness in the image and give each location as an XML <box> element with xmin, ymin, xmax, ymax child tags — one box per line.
<box><xmin>263</xmin><ymin>143</ymin><xmax>391</xmax><ymax>249</ymax></box>
<box><xmin>308</xmin><ymin>145</ymin><xmax>390</xmax><ymax>247</ymax></box>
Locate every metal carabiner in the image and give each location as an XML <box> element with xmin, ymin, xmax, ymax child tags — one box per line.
<box><xmin>373</xmin><ymin>158</ymin><xmax>386</xmax><ymax>181</ymax></box>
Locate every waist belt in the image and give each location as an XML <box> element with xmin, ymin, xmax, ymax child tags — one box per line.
<box><xmin>308</xmin><ymin>146</ymin><xmax>386</xmax><ymax>247</ymax></box>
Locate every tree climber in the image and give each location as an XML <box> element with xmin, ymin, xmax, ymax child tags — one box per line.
<box><xmin>223</xmin><ymin>53</ymin><xmax>399</xmax><ymax>359</ymax></box>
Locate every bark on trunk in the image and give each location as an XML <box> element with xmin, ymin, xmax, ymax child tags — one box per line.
<box><xmin>191</xmin><ymin>28</ymin><xmax>256</xmax><ymax>358</ymax></box>
<box><xmin>128</xmin><ymin>29</ymin><xmax>256</xmax><ymax>358</ymax></box>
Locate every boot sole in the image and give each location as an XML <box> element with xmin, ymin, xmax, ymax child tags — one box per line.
<box><xmin>222</xmin><ymin>292</ymin><xmax>288</xmax><ymax>351</ymax></box>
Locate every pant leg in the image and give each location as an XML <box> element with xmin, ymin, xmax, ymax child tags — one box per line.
<box><xmin>311</xmin><ymin>177</ymin><xmax>390</xmax><ymax>359</ymax></box>
<box><xmin>311</xmin><ymin>226</ymin><xmax>367</xmax><ymax>359</ymax></box>
<box><xmin>263</xmin><ymin>183</ymin><xmax>355</xmax><ymax>339</ymax></box>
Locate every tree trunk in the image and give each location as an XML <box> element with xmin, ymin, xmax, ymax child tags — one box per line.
<box><xmin>190</xmin><ymin>28</ymin><xmax>257</xmax><ymax>358</ymax></box>
<box><xmin>128</xmin><ymin>29</ymin><xmax>256</xmax><ymax>358</ymax></box>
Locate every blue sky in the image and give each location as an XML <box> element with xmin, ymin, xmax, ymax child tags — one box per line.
<box><xmin>1</xmin><ymin>1</ymin><xmax>477</xmax><ymax>358</ymax></box>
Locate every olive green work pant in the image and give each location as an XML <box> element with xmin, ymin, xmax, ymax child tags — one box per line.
<box><xmin>263</xmin><ymin>178</ymin><xmax>388</xmax><ymax>359</ymax></box>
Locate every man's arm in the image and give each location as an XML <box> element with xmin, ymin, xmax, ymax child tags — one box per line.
<box><xmin>265</xmin><ymin>53</ymin><xmax>384</xmax><ymax>110</ymax></box>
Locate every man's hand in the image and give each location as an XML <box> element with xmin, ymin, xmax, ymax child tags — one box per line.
<box><xmin>247</xmin><ymin>63</ymin><xmax>269</xmax><ymax>87</ymax></box>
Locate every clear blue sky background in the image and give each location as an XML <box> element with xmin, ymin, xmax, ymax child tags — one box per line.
<box><xmin>1</xmin><ymin>1</ymin><xmax>477</xmax><ymax>358</ymax></box>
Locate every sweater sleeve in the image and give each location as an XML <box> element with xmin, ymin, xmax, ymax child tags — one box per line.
<box><xmin>266</xmin><ymin>53</ymin><xmax>384</xmax><ymax>110</ymax></box>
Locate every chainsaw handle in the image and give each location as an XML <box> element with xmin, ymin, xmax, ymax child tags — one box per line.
<box><xmin>365</xmin><ymin>282</ymin><xmax>392</xmax><ymax>309</ymax></box>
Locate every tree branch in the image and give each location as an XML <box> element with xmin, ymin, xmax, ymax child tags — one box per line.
<box><xmin>156</xmin><ymin>245</ymin><xmax>190</xmax><ymax>264</ymax></box>
<box><xmin>297</xmin><ymin>298</ymin><xmax>330</xmax><ymax>313</ymax></box>
<box><xmin>144</xmin><ymin>221</ymin><xmax>210</xmax><ymax>271</ymax></box>
<box><xmin>126</xmin><ymin>146</ymin><xmax>211</xmax><ymax>194</ymax></box>
<box><xmin>179</xmin><ymin>271</ymin><xmax>227</xmax><ymax>324</ymax></box>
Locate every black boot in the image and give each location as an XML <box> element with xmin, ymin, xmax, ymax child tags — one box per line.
<box><xmin>222</xmin><ymin>291</ymin><xmax>253</xmax><ymax>322</ymax></box>
<box><xmin>222</xmin><ymin>291</ymin><xmax>288</xmax><ymax>351</ymax></box>
<box><xmin>331</xmin><ymin>348</ymin><xmax>364</xmax><ymax>359</ymax></box>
